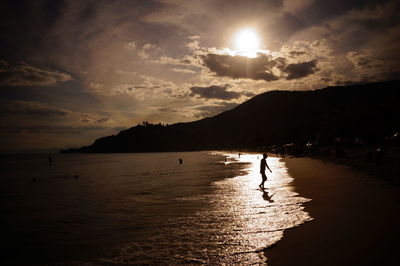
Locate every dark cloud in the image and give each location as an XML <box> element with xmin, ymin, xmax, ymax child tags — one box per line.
<box><xmin>80</xmin><ymin>117</ymin><xmax>109</xmax><ymax>123</ymax></box>
<box><xmin>157</xmin><ymin>107</ymin><xmax>179</xmax><ymax>113</ymax></box>
<box><xmin>270</xmin><ymin>12</ymin><xmax>309</xmax><ymax>40</ymax></box>
<box><xmin>96</xmin><ymin>118</ymin><xmax>109</xmax><ymax>123</ymax></box>
<box><xmin>0</xmin><ymin>100</ymin><xmax>110</xmax><ymax>125</ymax></box>
<box><xmin>190</xmin><ymin>85</ymin><xmax>242</xmax><ymax>100</ymax></box>
<box><xmin>0</xmin><ymin>61</ymin><xmax>72</xmax><ymax>86</ymax></box>
<box><xmin>346</xmin><ymin>49</ymin><xmax>400</xmax><ymax>82</ymax></box>
<box><xmin>304</xmin><ymin>0</ymin><xmax>389</xmax><ymax>22</ymax></box>
<box><xmin>243</xmin><ymin>91</ymin><xmax>256</xmax><ymax>97</ymax></box>
<box><xmin>181</xmin><ymin>59</ymin><xmax>192</xmax><ymax>64</ymax></box>
<box><xmin>283</xmin><ymin>60</ymin><xmax>318</xmax><ymax>80</ymax></box>
<box><xmin>0</xmin><ymin>100</ymin><xmax>71</xmax><ymax>118</ymax></box>
<box><xmin>273</xmin><ymin>0</ymin><xmax>391</xmax><ymax>41</ymax></box>
<box><xmin>298</xmin><ymin>1</ymin><xmax>400</xmax><ymax>56</ymax></box>
<box><xmin>202</xmin><ymin>54</ymin><xmax>282</xmax><ymax>81</ymax></box>
<box><xmin>0</xmin><ymin>0</ymin><xmax>163</xmax><ymax>56</ymax></box>
<box><xmin>0</xmin><ymin>125</ymin><xmax>121</xmax><ymax>135</ymax></box>
<box><xmin>202</xmin><ymin>54</ymin><xmax>318</xmax><ymax>81</ymax></box>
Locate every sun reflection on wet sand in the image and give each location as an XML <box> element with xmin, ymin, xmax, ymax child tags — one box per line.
<box><xmin>206</xmin><ymin>153</ymin><xmax>313</xmax><ymax>263</ymax></box>
<box><xmin>231</xmin><ymin>153</ymin><xmax>296</xmax><ymax>192</ymax></box>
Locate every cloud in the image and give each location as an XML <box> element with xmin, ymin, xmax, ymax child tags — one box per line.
<box><xmin>0</xmin><ymin>100</ymin><xmax>71</xmax><ymax>117</ymax></box>
<box><xmin>289</xmin><ymin>50</ymin><xmax>308</xmax><ymax>57</ymax></box>
<box><xmin>202</xmin><ymin>53</ymin><xmax>282</xmax><ymax>81</ymax></box>
<box><xmin>190</xmin><ymin>85</ymin><xmax>242</xmax><ymax>100</ymax></box>
<box><xmin>283</xmin><ymin>60</ymin><xmax>318</xmax><ymax>80</ymax></box>
<box><xmin>0</xmin><ymin>125</ymin><xmax>116</xmax><ymax>135</ymax></box>
<box><xmin>152</xmin><ymin>56</ymin><xmax>191</xmax><ymax>66</ymax></box>
<box><xmin>79</xmin><ymin>117</ymin><xmax>111</xmax><ymax>124</ymax></box>
<box><xmin>150</xmin><ymin>54</ymin><xmax>201</xmax><ymax>74</ymax></box>
<box><xmin>0</xmin><ymin>100</ymin><xmax>110</xmax><ymax>124</ymax></box>
<box><xmin>292</xmin><ymin>1</ymin><xmax>400</xmax><ymax>60</ymax></box>
<box><xmin>96</xmin><ymin>118</ymin><xmax>110</xmax><ymax>123</ymax></box>
<box><xmin>171</xmin><ymin>68</ymin><xmax>197</xmax><ymax>74</ymax></box>
<box><xmin>202</xmin><ymin>53</ymin><xmax>319</xmax><ymax>81</ymax></box>
<box><xmin>346</xmin><ymin>49</ymin><xmax>400</xmax><ymax>82</ymax></box>
<box><xmin>0</xmin><ymin>61</ymin><xmax>72</xmax><ymax>86</ymax></box>
<box><xmin>283</xmin><ymin>0</ymin><xmax>314</xmax><ymax>14</ymax></box>
<box><xmin>90</xmin><ymin>75</ymin><xmax>191</xmax><ymax>101</ymax></box>
<box><xmin>138</xmin><ymin>43</ymin><xmax>161</xmax><ymax>59</ymax></box>
<box><xmin>347</xmin><ymin>50</ymin><xmax>383</xmax><ymax>71</ymax></box>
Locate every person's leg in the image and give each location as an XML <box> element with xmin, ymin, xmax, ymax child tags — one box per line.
<box><xmin>259</xmin><ymin>173</ymin><xmax>264</xmax><ymax>188</ymax></box>
<box><xmin>260</xmin><ymin>172</ymin><xmax>267</xmax><ymax>188</ymax></box>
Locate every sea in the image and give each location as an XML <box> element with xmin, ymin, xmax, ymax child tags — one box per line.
<box><xmin>0</xmin><ymin>151</ymin><xmax>312</xmax><ymax>265</ymax></box>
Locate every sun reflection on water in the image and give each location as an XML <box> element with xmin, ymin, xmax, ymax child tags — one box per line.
<box><xmin>232</xmin><ymin>153</ymin><xmax>296</xmax><ymax>192</ymax></box>
<box><xmin>69</xmin><ymin>152</ymin><xmax>312</xmax><ymax>265</ymax></box>
<box><xmin>206</xmin><ymin>152</ymin><xmax>313</xmax><ymax>263</ymax></box>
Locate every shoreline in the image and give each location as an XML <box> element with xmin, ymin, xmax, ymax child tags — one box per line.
<box><xmin>265</xmin><ymin>157</ymin><xmax>400</xmax><ymax>266</ymax></box>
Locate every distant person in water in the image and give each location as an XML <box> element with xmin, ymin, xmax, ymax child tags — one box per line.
<box><xmin>259</xmin><ymin>153</ymin><xmax>272</xmax><ymax>189</ymax></box>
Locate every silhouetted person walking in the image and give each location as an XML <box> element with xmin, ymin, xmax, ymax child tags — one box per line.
<box><xmin>259</xmin><ymin>153</ymin><xmax>272</xmax><ymax>189</ymax></box>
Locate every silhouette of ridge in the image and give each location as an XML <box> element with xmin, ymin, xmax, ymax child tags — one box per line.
<box><xmin>60</xmin><ymin>80</ymin><xmax>400</xmax><ymax>153</ymax></box>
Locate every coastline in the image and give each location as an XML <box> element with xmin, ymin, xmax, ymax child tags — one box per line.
<box><xmin>308</xmin><ymin>145</ymin><xmax>400</xmax><ymax>186</ymax></box>
<box><xmin>265</xmin><ymin>157</ymin><xmax>400</xmax><ymax>266</ymax></box>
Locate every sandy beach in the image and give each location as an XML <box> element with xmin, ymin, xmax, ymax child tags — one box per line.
<box><xmin>265</xmin><ymin>157</ymin><xmax>400</xmax><ymax>266</ymax></box>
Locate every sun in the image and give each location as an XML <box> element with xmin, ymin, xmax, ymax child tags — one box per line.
<box><xmin>233</xmin><ymin>28</ymin><xmax>260</xmax><ymax>57</ymax></box>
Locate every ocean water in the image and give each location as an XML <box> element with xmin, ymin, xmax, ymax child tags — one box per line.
<box><xmin>0</xmin><ymin>151</ymin><xmax>312</xmax><ymax>265</ymax></box>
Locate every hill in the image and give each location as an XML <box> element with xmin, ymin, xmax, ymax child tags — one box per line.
<box><xmin>61</xmin><ymin>80</ymin><xmax>400</xmax><ymax>153</ymax></box>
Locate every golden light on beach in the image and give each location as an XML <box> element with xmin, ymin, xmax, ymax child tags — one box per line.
<box><xmin>233</xmin><ymin>28</ymin><xmax>260</xmax><ymax>57</ymax></box>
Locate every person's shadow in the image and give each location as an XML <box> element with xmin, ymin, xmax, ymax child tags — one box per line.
<box><xmin>262</xmin><ymin>189</ymin><xmax>275</xmax><ymax>203</ymax></box>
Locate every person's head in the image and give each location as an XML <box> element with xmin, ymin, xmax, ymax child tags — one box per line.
<box><xmin>263</xmin><ymin>153</ymin><xmax>268</xmax><ymax>158</ymax></box>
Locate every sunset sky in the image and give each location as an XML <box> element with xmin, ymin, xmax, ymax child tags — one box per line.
<box><xmin>1</xmin><ymin>0</ymin><xmax>399</xmax><ymax>152</ymax></box>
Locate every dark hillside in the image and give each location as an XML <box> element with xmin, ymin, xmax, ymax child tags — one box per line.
<box><xmin>61</xmin><ymin>81</ymin><xmax>400</xmax><ymax>153</ymax></box>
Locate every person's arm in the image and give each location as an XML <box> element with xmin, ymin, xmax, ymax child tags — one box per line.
<box><xmin>266</xmin><ymin>162</ymin><xmax>272</xmax><ymax>173</ymax></box>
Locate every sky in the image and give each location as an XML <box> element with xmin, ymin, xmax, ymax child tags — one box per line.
<box><xmin>1</xmin><ymin>0</ymin><xmax>399</xmax><ymax>152</ymax></box>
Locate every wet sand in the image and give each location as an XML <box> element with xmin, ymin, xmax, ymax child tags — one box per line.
<box><xmin>265</xmin><ymin>157</ymin><xmax>400</xmax><ymax>266</ymax></box>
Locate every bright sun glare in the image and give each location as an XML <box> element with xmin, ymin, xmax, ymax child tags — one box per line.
<box><xmin>234</xmin><ymin>28</ymin><xmax>260</xmax><ymax>57</ymax></box>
